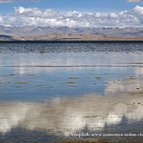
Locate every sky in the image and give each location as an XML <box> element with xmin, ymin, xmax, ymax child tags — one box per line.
<box><xmin>0</xmin><ymin>0</ymin><xmax>143</xmax><ymax>27</ymax></box>
<box><xmin>0</xmin><ymin>0</ymin><xmax>143</xmax><ymax>12</ymax></box>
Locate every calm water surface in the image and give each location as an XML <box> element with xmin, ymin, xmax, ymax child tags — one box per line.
<box><xmin>0</xmin><ymin>42</ymin><xmax>143</xmax><ymax>142</ymax></box>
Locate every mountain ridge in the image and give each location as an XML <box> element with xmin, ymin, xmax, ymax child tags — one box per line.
<box><xmin>0</xmin><ymin>26</ymin><xmax>143</xmax><ymax>41</ymax></box>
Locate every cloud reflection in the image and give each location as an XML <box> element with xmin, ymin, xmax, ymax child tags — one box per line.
<box><xmin>0</xmin><ymin>92</ymin><xmax>143</xmax><ymax>135</ymax></box>
<box><xmin>105</xmin><ymin>78</ymin><xmax>143</xmax><ymax>95</ymax></box>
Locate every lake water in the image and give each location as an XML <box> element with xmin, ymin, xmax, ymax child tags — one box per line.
<box><xmin>0</xmin><ymin>42</ymin><xmax>143</xmax><ymax>142</ymax></box>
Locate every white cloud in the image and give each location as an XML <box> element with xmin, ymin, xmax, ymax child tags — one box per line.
<box><xmin>1</xmin><ymin>5</ymin><xmax>143</xmax><ymax>27</ymax></box>
<box><xmin>127</xmin><ymin>0</ymin><xmax>143</xmax><ymax>2</ymax></box>
<box><xmin>0</xmin><ymin>17</ymin><xmax>3</xmax><ymax>23</ymax></box>
<box><xmin>133</xmin><ymin>5</ymin><xmax>143</xmax><ymax>14</ymax></box>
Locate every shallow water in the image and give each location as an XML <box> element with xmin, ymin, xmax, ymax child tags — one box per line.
<box><xmin>0</xmin><ymin>42</ymin><xmax>143</xmax><ymax>142</ymax></box>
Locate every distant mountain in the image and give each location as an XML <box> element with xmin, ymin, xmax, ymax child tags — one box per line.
<box><xmin>0</xmin><ymin>26</ymin><xmax>143</xmax><ymax>41</ymax></box>
<box><xmin>0</xmin><ymin>35</ymin><xmax>15</xmax><ymax>41</ymax></box>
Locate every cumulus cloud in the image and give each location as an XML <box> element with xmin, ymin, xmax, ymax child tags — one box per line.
<box><xmin>133</xmin><ymin>5</ymin><xmax>143</xmax><ymax>14</ymax></box>
<box><xmin>127</xmin><ymin>0</ymin><xmax>143</xmax><ymax>2</ymax></box>
<box><xmin>1</xmin><ymin>5</ymin><xmax>143</xmax><ymax>27</ymax></box>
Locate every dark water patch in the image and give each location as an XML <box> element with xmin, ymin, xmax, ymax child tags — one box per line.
<box><xmin>68</xmin><ymin>77</ymin><xmax>80</xmax><ymax>80</ymax></box>
<box><xmin>64</xmin><ymin>81</ymin><xmax>77</xmax><ymax>85</ymax></box>
<box><xmin>0</xmin><ymin>128</ymin><xmax>64</xmax><ymax>143</ymax></box>
<box><xmin>16</xmin><ymin>82</ymin><xmax>29</xmax><ymax>85</ymax></box>
<box><xmin>95</xmin><ymin>77</ymin><xmax>102</xmax><ymax>80</ymax></box>
<box><xmin>0</xmin><ymin>42</ymin><xmax>143</xmax><ymax>53</ymax></box>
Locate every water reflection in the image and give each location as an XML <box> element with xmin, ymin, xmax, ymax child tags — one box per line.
<box><xmin>1</xmin><ymin>52</ymin><xmax>143</xmax><ymax>68</ymax></box>
<box><xmin>105</xmin><ymin>78</ymin><xmax>143</xmax><ymax>95</ymax></box>
<box><xmin>1</xmin><ymin>42</ymin><xmax>143</xmax><ymax>141</ymax></box>
<box><xmin>0</xmin><ymin>87</ymin><xmax>143</xmax><ymax>135</ymax></box>
<box><xmin>0</xmin><ymin>43</ymin><xmax>143</xmax><ymax>68</ymax></box>
<box><xmin>0</xmin><ymin>66</ymin><xmax>135</xmax><ymax>101</ymax></box>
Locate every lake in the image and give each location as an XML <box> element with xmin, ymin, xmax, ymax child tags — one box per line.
<box><xmin>0</xmin><ymin>42</ymin><xmax>143</xmax><ymax>142</ymax></box>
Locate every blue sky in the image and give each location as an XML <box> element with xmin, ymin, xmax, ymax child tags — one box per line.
<box><xmin>0</xmin><ymin>0</ymin><xmax>143</xmax><ymax>27</ymax></box>
<box><xmin>0</xmin><ymin>0</ymin><xmax>143</xmax><ymax>13</ymax></box>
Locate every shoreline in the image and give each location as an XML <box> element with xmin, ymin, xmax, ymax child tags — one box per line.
<box><xmin>0</xmin><ymin>40</ymin><xmax>143</xmax><ymax>43</ymax></box>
